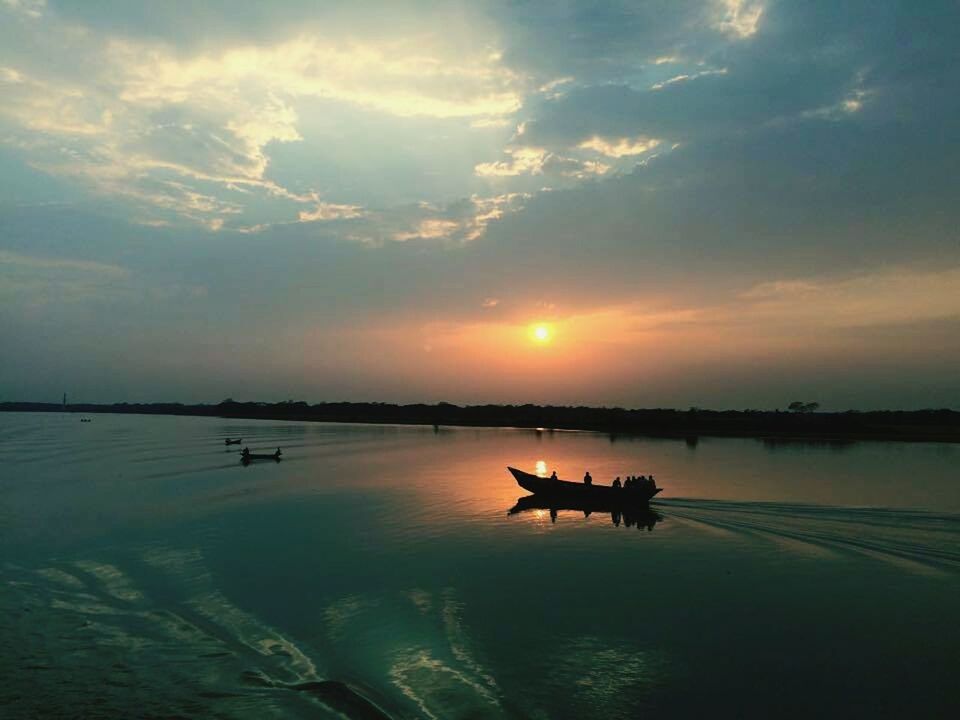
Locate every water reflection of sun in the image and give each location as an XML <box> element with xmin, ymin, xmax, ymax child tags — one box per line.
<box><xmin>535</xmin><ymin>460</ymin><xmax>547</xmax><ymax>476</ymax></box>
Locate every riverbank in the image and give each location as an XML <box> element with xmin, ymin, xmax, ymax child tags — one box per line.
<box><xmin>2</xmin><ymin>401</ymin><xmax>958</xmax><ymax>443</ymax></box>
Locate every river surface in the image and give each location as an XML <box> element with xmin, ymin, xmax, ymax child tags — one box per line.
<box><xmin>1</xmin><ymin>412</ymin><xmax>958</xmax><ymax>719</ymax></box>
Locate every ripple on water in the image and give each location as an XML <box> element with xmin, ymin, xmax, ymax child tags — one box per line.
<box><xmin>0</xmin><ymin>553</ymin><xmax>399</xmax><ymax>719</ymax></box>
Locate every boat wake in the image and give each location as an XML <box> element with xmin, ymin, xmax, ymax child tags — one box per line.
<box><xmin>656</xmin><ymin>498</ymin><xmax>960</xmax><ymax>575</ymax></box>
<box><xmin>0</xmin><ymin>548</ymin><xmax>394</xmax><ymax>720</ymax></box>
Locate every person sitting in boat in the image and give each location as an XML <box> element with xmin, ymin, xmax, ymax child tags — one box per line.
<box><xmin>612</xmin><ymin>477</ymin><xmax>622</xmax><ymax>489</ymax></box>
<box><xmin>241</xmin><ymin>447</ymin><xmax>250</xmax><ymax>457</ymax></box>
<box><xmin>583</xmin><ymin>471</ymin><xmax>593</xmax><ymax>485</ymax></box>
<box><xmin>649</xmin><ymin>474</ymin><xmax>656</xmax><ymax>489</ymax></box>
<box><xmin>550</xmin><ymin>470</ymin><xmax>558</xmax><ymax>482</ymax></box>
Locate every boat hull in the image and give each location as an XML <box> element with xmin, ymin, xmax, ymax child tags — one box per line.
<box><xmin>508</xmin><ymin>467</ymin><xmax>661</xmax><ymax>506</ymax></box>
<box><xmin>241</xmin><ymin>452</ymin><xmax>281</xmax><ymax>463</ymax></box>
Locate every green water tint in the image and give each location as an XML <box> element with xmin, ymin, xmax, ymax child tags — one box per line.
<box><xmin>1</xmin><ymin>413</ymin><xmax>958</xmax><ymax>718</ymax></box>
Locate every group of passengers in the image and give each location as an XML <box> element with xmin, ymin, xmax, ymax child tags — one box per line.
<box><xmin>548</xmin><ymin>469</ymin><xmax>656</xmax><ymax>491</ymax></box>
<box><xmin>611</xmin><ymin>474</ymin><xmax>656</xmax><ymax>491</ymax></box>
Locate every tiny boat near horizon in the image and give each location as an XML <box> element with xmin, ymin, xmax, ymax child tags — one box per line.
<box><xmin>508</xmin><ymin>466</ymin><xmax>662</xmax><ymax>507</ymax></box>
<box><xmin>241</xmin><ymin>447</ymin><xmax>282</xmax><ymax>464</ymax></box>
<box><xmin>225</xmin><ymin>438</ymin><xmax>242</xmax><ymax>445</ymax></box>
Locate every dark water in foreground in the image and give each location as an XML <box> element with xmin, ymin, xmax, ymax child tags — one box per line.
<box><xmin>1</xmin><ymin>413</ymin><xmax>958</xmax><ymax>719</ymax></box>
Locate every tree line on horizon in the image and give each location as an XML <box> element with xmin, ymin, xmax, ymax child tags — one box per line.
<box><xmin>1</xmin><ymin>399</ymin><xmax>958</xmax><ymax>442</ymax></box>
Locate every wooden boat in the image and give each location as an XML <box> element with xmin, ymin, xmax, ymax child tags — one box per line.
<box><xmin>508</xmin><ymin>466</ymin><xmax>662</xmax><ymax>506</ymax></box>
<box><xmin>225</xmin><ymin>438</ymin><xmax>242</xmax><ymax>445</ymax></box>
<box><xmin>240</xmin><ymin>448</ymin><xmax>282</xmax><ymax>463</ymax></box>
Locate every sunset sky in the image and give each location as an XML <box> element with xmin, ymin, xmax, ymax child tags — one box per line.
<box><xmin>1</xmin><ymin>0</ymin><xmax>958</xmax><ymax>409</ymax></box>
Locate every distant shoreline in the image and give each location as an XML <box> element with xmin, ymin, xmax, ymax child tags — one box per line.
<box><xmin>2</xmin><ymin>401</ymin><xmax>959</xmax><ymax>443</ymax></box>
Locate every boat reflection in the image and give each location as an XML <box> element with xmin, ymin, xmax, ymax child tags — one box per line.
<box><xmin>508</xmin><ymin>495</ymin><xmax>664</xmax><ymax>531</ymax></box>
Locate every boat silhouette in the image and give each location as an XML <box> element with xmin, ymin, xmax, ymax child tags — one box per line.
<box><xmin>508</xmin><ymin>466</ymin><xmax>662</xmax><ymax>507</ymax></box>
<box><xmin>240</xmin><ymin>447</ymin><xmax>282</xmax><ymax>464</ymax></box>
<box><xmin>225</xmin><ymin>437</ymin><xmax>242</xmax><ymax>445</ymax></box>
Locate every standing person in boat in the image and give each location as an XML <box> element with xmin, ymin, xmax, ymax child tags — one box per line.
<box><xmin>613</xmin><ymin>476</ymin><xmax>622</xmax><ymax>489</ymax></box>
<box><xmin>583</xmin><ymin>471</ymin><xmax>593</xmax><ymax>485</ymax></box>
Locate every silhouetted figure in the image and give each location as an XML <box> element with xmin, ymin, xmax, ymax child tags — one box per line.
<box><xmin>612</xmin><ymin>510</ymin><xmax>621</xmax><ymax>527</ymax></box>
<box><xmin>583</xmin><ymin>471</ymin><xmax>593</xmax><ymax>485</ymax></box>
<box><xmin>241</xmin><ymin>447</ymin><xmax>250</xmax><ymax>458</ymax></box>
<box><xmin>612</xmin><ymin>477</ymin><xmax>622</xmax><ymax>489</ymax></box>
<box><xmin>624</xmin><ymin>476</ymin><xmax>633</xmax><ymax>490</ymax></box>
<box><xmin>550</xmin><ymin>470</ymin><xmax>558</xmax><ymax>482</ymax></box>
<box><xmin>550</xmin><ymin>508</ymin><xmax>557</xmax><ymax>523</ymax></box>
<box><xmin>649</xmin><ymin>474</ymin><xmax>656</xmax><ymax>489</ymax></box>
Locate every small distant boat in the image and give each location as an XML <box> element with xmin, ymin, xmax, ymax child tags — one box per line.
<box><xmin>240</xmin><ymin>447</ymin><xmax>282</xmax><ymax>464</ymax></box>
<box><xmin>80</xmin><ymin>418</ymin><xmax>92</xmax><ymax>423</ymax></box>
<box><xmin>225</xmin><ymin>438</ymin><xmax>242</xmax><ymax>445</ymax></box>
<box><xmin>508</xmin><ymin>467</ymin><xmax>662</xmax><ymax>506</ymax></box>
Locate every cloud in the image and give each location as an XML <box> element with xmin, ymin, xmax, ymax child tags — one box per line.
<box><xmin>0</xmin><ymin>249</ymin><xmax>132</xmax><ymax>310</ymax></box>
<box><xmin>393</xmin><ymin>218</ymin><xmax>461</xmax><ymax>242</ymax></box>
<box><xmin>475</xmin><ymin>147</ymin><xmax>548</xmax><ymax>177</ymax></box>
<box><xmin>367</xmin><ymin>193</ymin><xmax>530</xmax><ymax>244</ymax></box>
<box><xmin>0</xmin><ymin>250</ymin><xmax>127</xmax><ymax>276</ymax></box>
<box><xmin>474</xmin><ymin>146</ymin><xmax>615</xmax><ymax>181</ymax></box>
<box><xmin>714</xmin><ymin>0</ymin><xmax>764</xmax><ymax>39</ymax></box>
<box><xmin>0</xmin><ymin>66</ymin><xmax>113</xmax><ymax>136</ymax></box>
<box><xmin>650</xmin><ymin>68</ymin><xmax>728</xmax><ymax>91</ymax></box>
<box><xmin>0</xmin><ymin>19</ymin><xmax>527</xmax><ymax>228</ymax></box>
<box><xmin>111</xmin><ymin>36</ymin><xmax>524</xmax><ymax>120</ymax></box>
<box><xmin>578</xmin><ymin>135</ymin><xmax>660</xmax><ymax>158</ymax></box>
<box><xmin>1</xmin><ymin>0</ymin><xmax>45</xmax><ymax>20</ymax></box>
<box><xmin>733</xmin><ymin>267</ymin><xmax>960</xmax><ymax>329</ymax></box>
<box><xmin>298</xmin><ymin>202</ymin><xmax>365</xmax><ymax>223</ymax></box>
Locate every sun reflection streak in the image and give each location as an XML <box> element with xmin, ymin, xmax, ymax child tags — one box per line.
<box><xmin>535</xmin><ymin>460</ymin><xmax>547</xmax><ymax>477</ymax></box>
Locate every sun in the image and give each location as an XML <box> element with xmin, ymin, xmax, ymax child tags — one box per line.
<box><xmin>531</xmin><ymin>324</ymin><xmax>552</xmax><ymax>343</ymax></box>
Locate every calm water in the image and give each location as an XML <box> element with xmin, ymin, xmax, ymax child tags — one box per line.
<box><xmin>1</xmin><ymin>412</ymin><xmax>958</xmax><ymax>719</ymax></box>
